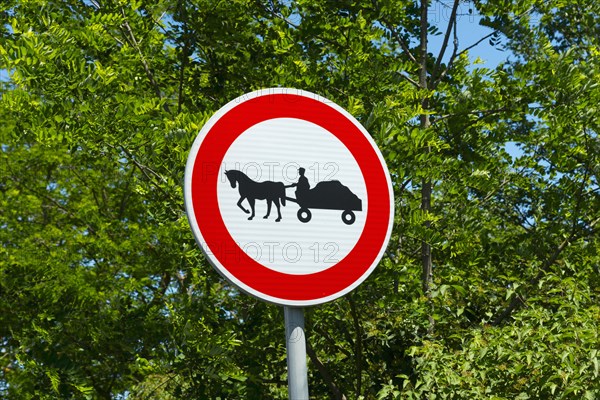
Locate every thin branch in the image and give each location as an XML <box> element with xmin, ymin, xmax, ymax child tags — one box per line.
<box><xmin>132</xmin><ymin>372</ymin><xmax>178</xmax><ymax>399</ymax></box>
<box><xmin>120</xmin><ymin>7</ymin><xmax>172</xmax><ymax>114</ymax></box>
<box><xmin>88</xmin><ymin>1</ymin><xmax>127</xmax><ymax>47</ymax></box>
<box><xmin>492</xmin><ymin>216</ymin><xmax>600</xmax><ymax>325</ymax></box>
<box><xmin>117</xmin><ymin>166</ymin><xmax>135</xmax><ymax>220</ymax></box>
<box><xmin>259</xmin><ymin>1</ymin><xmax>343</xmax><ymax>50</ymax></box>
<box><xmin>117</xmin><ymin>144</ymin><xmax>167</xmax><ymax>184</ymax></box>
<box><xmin>312</xmin><ymin>325</ymin><xmax>353</xmax><ymax>359</ymax></box>
<box><xmin>5</xmin><ymin>170</ymin><xmax>98</xmax><ymax>236</ymax></box>
<box><xmin>456</xmin><ymin>31</ymin><xmax>496</xmax><ymax>60</ymax></box>
<box><xmin>480</xmin><ymin>175</ymin><xmax>511</xmax><ymax>205</ymax></box>
<box><xmin>372</xmin><ymin>0</ymin><xmax>418</xmax><ymax>65</ymax></box>
<box><xmin>105</xmin><ymin>143</ymin><xmax>182</xmax><ymax>213</ymax></box>
<box><xmin>431</xmin><ymin>107</ymin><xmax>511</xmax><ymax>124</ymax></box>
<box><xmin>452</xmin><ymin>9</ymin><xmax>459</xmax><ymax>54</ymax></box>
<box><xmin>177</xmin><ymin>17</ymin><xmax>191</xmax><ymax>115</ymax></box>
<box><xmin>306</xmin><ymin>342</ymin><xmax>347</xmax><ymax>400</ymax></box>
<box><xmin>435</xmin><ymin>6</ymin><xmax>535</xmax><ymax>86</ymax></box>
<box><xmin>399</xmin><ymin>72</ymin><xmax>420</xmax><ymax>88</ymax></box>
<box><xmin>432</xmin><ymin>4</ymin><xmax>459</xmax><ymax>89</ymax></box>
<box><xmin>385</xmin><ymin>21</ymin><xmax>419</xmax><ymax>65</ymax></box>
<box><xmin>491</xmin><ymin>232</ymin><xmax>573</xmax><ymax>326</ymax></box>
<box><xmin>347</xmin><ymin>294</ymin><xmax>363</xmax><ymax>398</ymax></box>
<box><xmin>432</xmin><ymin>0</ymin><xmax>459</xmax><ymax>81</ymax></box>
<box><xmin>88</xmin><ymin>0</ymin><xmax>100</xmax><ymax>10</ymax></box>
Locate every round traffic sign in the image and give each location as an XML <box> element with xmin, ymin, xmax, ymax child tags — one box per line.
<box><xmin>184</xmin><ymin>88</ymin><xmax>394</xmax><ymax>306</ymax></box>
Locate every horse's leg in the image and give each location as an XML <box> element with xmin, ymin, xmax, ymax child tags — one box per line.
<box><xmin>248</xmin><ymin>198</ymin><xmax>255</xmax><ymax>220</ymax></box>
<box><xmin>274</xmin><ymin>198</ymin><xmax>282</xmax><ymax>222</ymax></box>
<box><xmin>237</xmin><ymin>197</ymin><xmax>249</xmax><ymax>214</ymax></box>
<box><xmin>264</xmin><ymin>199</ymin><xmax>272</xmax><ymax>219</ymax></box>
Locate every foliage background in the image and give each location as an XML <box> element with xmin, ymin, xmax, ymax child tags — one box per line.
<box><xmin>1</xmin><ymin>0</ymin><xmax>598</xmax><ymax>398</ymax></box>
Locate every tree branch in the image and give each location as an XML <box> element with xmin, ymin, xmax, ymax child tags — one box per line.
<box><xmin>117</xmin><ymin>166</ymin><xmax>135</xmax><ymax>220</ymax></box>
<box><xmin>419</xmin><ymin>0</ymin><xmax>434</xmax><ymax>336</ymax></box>
<box><xmin>312</xmin><ymin>325</ymin><xmax>353</xmax><ymax>359</ymax></box>
<box><xmin>5</xmin><ymin>172</ymin><xmax>98</xmax><ymax>236</ymax></box>
<box><xmin>306</xmin><ymin>342</ymin><xmax>347</xmax><ymax>400</ymax></box>
<box><xmin>432</xmin><ymin>0</ymin><xmax>459</xmax><ymax>81</ymax></box>
<box><xmin>120</xmin><ymin>7</ymin><xmax>172</xmax><ymax>114</ymax></box>
<box><xmin>373</xmin><ymin>0</ymin><xmax>418</xmax><ymax>66</ymax></box>
<box><xmin>455</xmin><ymin>31</ymin><xmax>496</xmax><ymax>60</ymax></box>
<box><xmin>347</xmin><ymin>294</ymin><xmax>363</xmax><ymax>398</ymax></box>
<box><xmin>116</xmin><ymin>145</ymin><xmax>164</xmax><ymax>183</ymax></box>
<box><xmin>259</xmin><ymin>1</ymin><xmax>344</xmax><ymax>51</ymax></box>
<box><xmin>398</xmin><ymin>72</ymin><xmax>421</xmax><ymax>88</ymax></box>
<box><xmin>435</xmin><ymin>6</ymin><xmax>535</xmax><ymax>86</ymax></box>
<box><xmin>431</xmin><ymin>107</ymin><xmax>511</xmax><ymax>124</ymax></box>
<box><xmin>491</xmin><ymin>232</ymin><xmax>573</xmax><ymax>326</ymax></box>
<box><xmin>492</xmin><ymin>216</ymin><xmax>600</xmax><ymax>325</ymax></box>
<box><xmin>104</xmin><ymin>143</ymin><xmax>182</xmax><ymax>214</ymax></box>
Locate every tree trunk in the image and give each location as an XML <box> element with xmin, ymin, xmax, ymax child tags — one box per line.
<box><xmin>419</xmin><ymin>0</ymin><xmax>434</xmax><ymax>334</ymax></box>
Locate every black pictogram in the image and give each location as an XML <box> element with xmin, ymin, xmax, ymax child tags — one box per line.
<box><xmin>225</xmin><ymin>170</ymin><xmax>287</xmax><ymax>222</ymax></box>
<box><xmin>225</xmin><ymin>167</ymin><xmax>362</xmax><ymax>225</ymax></box>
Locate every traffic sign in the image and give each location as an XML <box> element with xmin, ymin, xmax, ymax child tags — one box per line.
<box><xmin>184</xmin><ymin>88</ymin><xmax>394</xmax><ymax>306</ymax></box>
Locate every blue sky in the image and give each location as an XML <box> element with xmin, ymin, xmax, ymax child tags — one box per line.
<box><xmin>428</xmin><ymin>0</ymin><xmax>509</xmax><ymax>69</ymax></box>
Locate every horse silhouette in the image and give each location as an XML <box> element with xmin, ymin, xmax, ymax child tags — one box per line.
<box><xmin>224</xmin><ymin>170</ymin><xmax>287</xmax><ymax>222</ymax></box>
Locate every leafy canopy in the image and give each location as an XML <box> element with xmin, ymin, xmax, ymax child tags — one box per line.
<box><xmin>1</xmin><ymin>0</ymin><xmax>598</xmax><ymax>398</ymax></box>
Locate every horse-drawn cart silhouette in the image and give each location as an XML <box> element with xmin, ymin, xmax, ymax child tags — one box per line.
<box><xmin>224</xmin><ymin>168</ymin><xmax>362</xmax><ymax>225</ymax></box>
<box><xmin>286</xmin><ymin>180</ymin><xmax>362</xmax><ymax>225</ymax></box>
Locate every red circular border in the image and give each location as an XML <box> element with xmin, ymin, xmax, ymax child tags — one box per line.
<box><xmin>190</xmin><ymin>93</ymin><xmax>391</xmax><ymax>302</ymax></box>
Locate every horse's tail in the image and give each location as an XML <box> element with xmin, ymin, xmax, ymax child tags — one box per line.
<box><xmin>279</xmin><ymin>183</ymin><xmax>286</xmax><ymax>206</ymax></box>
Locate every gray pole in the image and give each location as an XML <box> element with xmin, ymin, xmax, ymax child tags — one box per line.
<box><xmin>284</xmin><ymin>306</ymin><xmax>309</xmax><ymax>400</ymax></box>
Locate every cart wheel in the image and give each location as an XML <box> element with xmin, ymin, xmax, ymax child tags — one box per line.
<box><xmin>342</xmin><ymin>210</ymin><xmax>355</xmax><ymax>225</ymax></box>
<box><xmin>297</xmin><ymin>208</ymin><xmax>312</xmax><ymax>223</ymax></box>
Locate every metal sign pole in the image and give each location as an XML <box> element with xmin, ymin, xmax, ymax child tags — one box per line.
<box><xmin>284</xmin><ymin>306</ymin><xmax>309</xmax><ymax>400</ymax></box>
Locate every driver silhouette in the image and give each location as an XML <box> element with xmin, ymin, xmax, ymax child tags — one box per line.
<box><xmin>291</xmin><ymin>167</ymin><xmax>310</xmax><ymax>201</ymax></box>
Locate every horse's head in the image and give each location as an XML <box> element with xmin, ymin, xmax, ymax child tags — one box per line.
<box><xmin>224</xmin><ymin>170</ymin><xmax>236</xmax><ymax>188</ymax></box>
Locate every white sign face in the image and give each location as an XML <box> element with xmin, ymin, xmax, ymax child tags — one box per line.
<box><xmin>217</xmin><ymin>118</ymin><xmax>367</xmax><ymax>275</ymax></box>
<box><xmin>185</xmin><ymin>88</ymin><xmax>394</xmax><ymax>306</ymax></box>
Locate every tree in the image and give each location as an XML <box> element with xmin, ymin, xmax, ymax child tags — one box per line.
<box><xmin>1</xmin><ymin>0</ymin><xmax>598</xmax><ymax>398</ymax></box>
<box><xmin>0</xmin><ymin>0</ymin><xmax>256</xmax><ymax>397</ymax></box>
